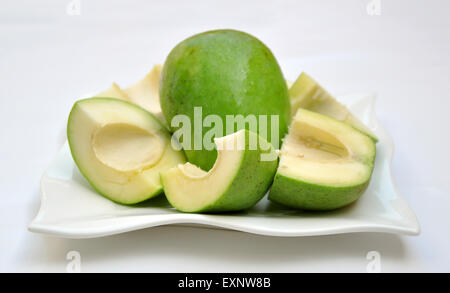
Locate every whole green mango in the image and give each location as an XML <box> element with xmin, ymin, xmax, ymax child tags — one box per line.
<box><xmin>160</xmin><ymin>29</ymin><xmax>290</xmax><ymax>170</ymax></box>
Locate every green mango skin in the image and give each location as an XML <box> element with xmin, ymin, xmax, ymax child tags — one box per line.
<box><xmin>268</xmin><ymin>173</ymin><xmax>372</xmax><ymax>211</ymax></box>
<box><xmin>160</xmin><ymin>29</ymin><xmax>290</xmax><ymax>171</ymax></box>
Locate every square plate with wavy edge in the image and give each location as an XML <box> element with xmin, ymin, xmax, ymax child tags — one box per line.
<box><xmin>28</xmin><ymin>93</ymin><xmax>420</xmax><ymax>238</ymax></box>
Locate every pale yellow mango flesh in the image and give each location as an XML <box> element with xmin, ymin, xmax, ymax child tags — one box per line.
<box><xmin>279</xmin><ymin>109</ymin><xmax>375</xmax><ymax>187</ymax></box>
<box><xmin>95</xmin><ymin>82</ymin><xmax>130</xmax><ymax>101</ymax></box>
<box><xmin>289</xmin><ymin>73</ymin><xmax>378</xmax><ymax>141</ymax></box>
<box><xmin>94</xmin><ymin>65</ymin><xmax>165</xmax><ymax>123</ymax></box>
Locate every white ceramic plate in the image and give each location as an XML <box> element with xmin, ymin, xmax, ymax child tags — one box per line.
<box><xmin>29</xmin><ymin>93</ymin><xmax>420</xmax><ymax>238</ymax></box>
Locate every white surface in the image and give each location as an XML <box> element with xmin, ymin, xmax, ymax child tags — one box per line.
<box><xmin>29</xmin><ymin>94</ymin><xmax>420</xmax><ymax>238</ymax></box>
<box><xmin>0</xmin><ymin>0</ymin><xmax>449</xmax><ymax>272</ymax></box>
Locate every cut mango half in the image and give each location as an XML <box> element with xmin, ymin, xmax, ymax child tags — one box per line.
<box><xmin>268</xmin><ymin>108</ymin><xmax>376</xmax><ymax>210</ymax></box>
<box><xmin>67</xmin><ymin>98</ymin><xmax>185</xmax><ymax>204</ymax></box>
<box><xmin>161</xmin><ymin>130</ymin><xmax>278</xmax><ymax>213</ymax></box>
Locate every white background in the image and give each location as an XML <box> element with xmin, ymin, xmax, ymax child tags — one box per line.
<box><xmin>1</xmin><ymin>0</ymin><xmax>449</xmax><ymax>272</ymax></box>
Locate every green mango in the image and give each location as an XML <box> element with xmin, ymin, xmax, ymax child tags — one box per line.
<box><xmin>160</xmin><ymin>29</ymin><xmax>290</xmax><ymax>170</ymax></box>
